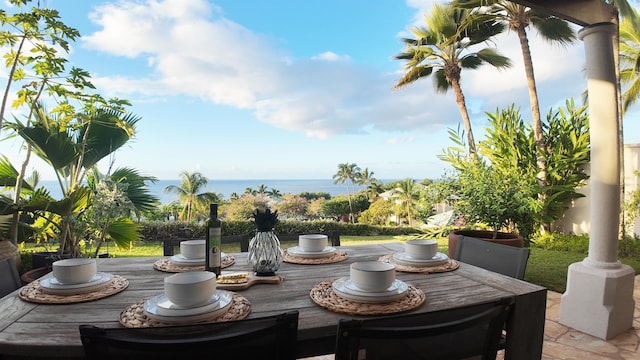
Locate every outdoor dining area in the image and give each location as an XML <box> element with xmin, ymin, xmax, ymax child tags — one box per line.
<box><xmin>0</xmin><ymin>237</ymin><xmax>547</xmax><ymax>360</ymax></box>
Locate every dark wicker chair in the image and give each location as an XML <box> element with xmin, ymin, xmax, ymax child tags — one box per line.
<box><xmin>335</xmin><ymin>297</ymin><xmax>514</xmax><ymax>360</ymax></box>
<box><xmin>79</xmin><ymin>311</ymin><xmax>299</xmax><ymax>360</ymax></box>
<box><xmin>0</xmin><ymin>257</ymin><xmax>22</xmax><ymax>298</ymax></box>
<box><xmin>453</xmin><ymin>236</ymin><xmax>530</xmax><ymax>280</ymax></box>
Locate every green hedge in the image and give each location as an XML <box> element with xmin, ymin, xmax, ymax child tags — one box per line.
<box><xmin>138</xmin><ymin>220</ymin><xmax>418</xmax><ymax>241</ymax></box>
<box><xmin>531</xmin><ymin>232</ymin><xmax>640</xmax><ymax>258</ymax></box>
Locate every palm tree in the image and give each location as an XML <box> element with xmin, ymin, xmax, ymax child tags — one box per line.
<box><xmin>454</xmin><ymin>0</ymin><xmax>575</xmax><ymax>191</ymax></box>
<box><xmin>164</xmin><ymin>172</ymin><xmax>220</xmax><ymax>222</ymax></box>
<box><xmin>394</xmin><ymin>3</ymin><xmax>511</xmax><ymax>155</ymax></box>
<box><xmin>255</xmin><ymin>184</ymin><xmax>270</xmax><ymax>201</ymax></box>
<box><xmin>619</xmin><ymin>8</ymin><xmax>640</xmax><ymax>114</ymax></box>
<box><xmin>267</xmin><ymin>188</ymin><xmax>282</xmax><ymax>200</ymax></box>
<box><xmin>366</xmin><ymin>181</ymin><xmax>386</xmax><ymax>203</ymax></box>
<box><xmin>359</xmin><ymin>168</ymin><xmax>376</xmax><ymax>188</ymax></box>
<box><xmin>332</xmin><ymin>163</ymin><xmax>361</xmax><ymax>223</ymax></box>
<box><xmin>256</xmin><ymin>184</ymin><xmax>268</xmax><ymax>195</ymax></box>
<box><xmin>358</xmin><ymin>168</ymin><xmax>380</xmax><ymax>202</ymax></box>
<box><xmin>393</xmin><ymin>178</ymin><xmax>421</xmax><ymax>227</ymax></box>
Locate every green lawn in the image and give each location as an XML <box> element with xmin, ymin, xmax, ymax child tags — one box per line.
<box><xmin>20</xmin><ymin>236</ymin><xmax>640</xmax><ymax>294</ymax></box>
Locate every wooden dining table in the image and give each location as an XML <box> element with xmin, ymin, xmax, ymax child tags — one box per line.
<box><xmin>0</xmin><ymin>243</ymin><xmax>546</xmax><ymax>359</ymax></box>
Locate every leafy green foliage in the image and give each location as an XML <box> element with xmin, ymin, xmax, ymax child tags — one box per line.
<box><xmin>531</xmin><ymin>232</ymin><xmax>640</xmax><ymax>259</ymax></box>
<box><xmin>223</xmin><ymin>194</ymin><xmax>270</xmax><ymax>221</ymax></box>
<box><xmin>439</xmin><ymin>101</ymin><xmax>590</xmax><ymax>241</ymax></box>
<box><xmin>624</xmin><ymin>171</ymin><xmax>640</xmax><ymax>227</ymax></box>
<box><xmin>320</xmin><ymin>194</ymin><xmax>369</xmax><ymax>220</ymax></box>
<box><xmin>273</xmin><ymin>194</ymin><xmax>308</xmax><ymax>219</ymax></box>
<box><xmin>358</xmin><ymin>199</ymin><xmax>394</xmax><ymax>226</ymax></box>
<box><xmin>531</xmin><ymin>232</ymin><xmax>590</xmax><ymax>253</ymax></box>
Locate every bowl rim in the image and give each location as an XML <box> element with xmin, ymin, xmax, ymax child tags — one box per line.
<box><xmin>52</xmin><ymin>258</ymin><xmax>96</xmax><ymax>267</ymax></box>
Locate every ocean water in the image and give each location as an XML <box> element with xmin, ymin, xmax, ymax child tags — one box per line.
<box><xmin>39</xmin><ymin>179</ymin><xmax>376</xmax><ymax>204</ymax></box>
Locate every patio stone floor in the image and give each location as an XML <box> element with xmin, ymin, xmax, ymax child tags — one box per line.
<box><xmin>302</xmin><ymin>275</ymin><xmax>640</xmax><ymax>360</ymax></box>
<box><xmin>539</xmin><ymin>275</ymin><xmax>640</xmax><ymax>360</ymax></box>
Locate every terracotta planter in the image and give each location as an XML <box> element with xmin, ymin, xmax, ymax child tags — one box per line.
<box><xmin>448</xmin><ymin>229</ymin><xmax>524</xmax><ymax>258</ymax></box>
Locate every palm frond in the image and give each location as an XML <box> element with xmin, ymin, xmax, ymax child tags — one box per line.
<box><xmin>530</xmin><ymin>16</ymin><xmax>576</xmax><ymax>46</ymax></box>
<box><xmin>106</xmin><ymin>217</ymin><xmax>142</xmax><ymax>249</ymax></box>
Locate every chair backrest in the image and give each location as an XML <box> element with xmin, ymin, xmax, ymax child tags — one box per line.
<box><xmin>163</xmin><ymin>234</ymin><xmax>251</xmax><ymax>256</ymax></box>
<box><xmin>335</xmin><ymin>297</ymin><xmax>514</xmax><ymax>360</ymax></box>
<box><xmin>80</xmin><ymin>311</ymin><xmax>299</xmax><ymax>360</ymax></box>
<box><xmin>0</xmin><ymin>257</ymin><xmax>22</xmax><ymax>298</ymax></box>
<box><xmin>454</xmin><ymin>236</ymin><xmax>530</xmax><ymax>280</ymax></box>
<box><xmin>277</xmin><ymin>232</ymin><xmax>341</xmax><ymax>247</ymax></box>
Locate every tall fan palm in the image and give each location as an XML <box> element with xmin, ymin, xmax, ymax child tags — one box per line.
<box><xmin>454</xmin><ymin>0</ymin><xmax>575</xmax><ymax>189</ymax></box>
<box><xmin>164</xmin><ymin>172</ymin><xmax>220</xmax><ymax>222</ymax></box>
<box><xmin>332</xmin><ymin>163</ymin><xmax>361</xmax><ymax>223</ymax></box>
<box><xmin>394</xmin><ymin>3</ymin><xmax>511</xmax><ymax>155</ymax></box>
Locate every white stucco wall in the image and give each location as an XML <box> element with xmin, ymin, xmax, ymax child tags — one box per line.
<box><xmin>623</xmin><ymin>144</ymin><xmax>640</xmax><ymax>237</ymax></box>
<box><xmin>556</xmin><ymin>143</ymin><xmax>640</xmax><ymax>236</ymax></box>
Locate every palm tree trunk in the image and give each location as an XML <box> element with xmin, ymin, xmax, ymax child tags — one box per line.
<box><xmin>516</xmin><ymin>26</ymin><xmax>550</xmax><ymax>233</ymax></box>
<box><xmin>450</xmin><ymin>79</ymin><xmax>476</xmax><ymax>155</ymax></box>
<box><xmin>345</xmin><ymin>183</ymin><xmax>354</xmax><ymax>223</ymax></box>
<box><xmin>10</xmin><ymin>83</ymin><xmax>47</xmax><ymax>245</ymax></box>
<box><xmin>0</xmin><ymin>35</ymin><xmax>27</xmax><ymax>137</ymax></box>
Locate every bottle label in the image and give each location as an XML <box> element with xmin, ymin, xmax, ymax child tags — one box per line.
<box><xmin>208</xmin><ymin>227</ymin><xmax>222</xmax><ymax>268</ymax></box>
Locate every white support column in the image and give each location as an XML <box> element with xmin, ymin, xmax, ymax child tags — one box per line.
<box><xmin>559</xmin><ymin>22</ymin><xmax>635</xmax><ymax>340</ymax></box>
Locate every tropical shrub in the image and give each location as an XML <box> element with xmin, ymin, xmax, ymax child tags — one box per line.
<box><xmin>625</xmin><ymin>171</ymin><xmax>640</xmax><ymax>233</ymax></box>
<box><xmin>321</xmin><ymin>194</ymin><xmax>369</xmax><ymax>221</ymax></box>
<box><xmin>358</xmin><ymin>199</ymin><xmax>394</xmax><ymax>226</ymax></box>
<box><xmin>273</xmin><ymin>194</ymin><xmax>309</xmax><ymax>219</ymax></box>
<box><xmin>439</xmin><ymin>100</ymin><xmax>590</xmax><ymax>241</ymax></box>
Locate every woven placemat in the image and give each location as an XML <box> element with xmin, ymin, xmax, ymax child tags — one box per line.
<box><xmin>378</xmin><ymin>254</ymin><xmax>460</xmax><ymax>273</ymax></box>
<box><xmin>309</xmin><ymin>280</ymin><xmax>425</xmax><ymax>316</ymax></box>
<box><xmin>119</xmin><ymin>292</ymin><xmax>251</xmax><ymax>328</ymax></box>
<box><xmin>153</xmin><ymin>255</ymin><xmax>236</xmax><ymax>273</ymax></box>
<box><xmin>18</xmin><ymin>275</ymin><xmax>129</xmax><ymax>304</ymax></box>
<box><xmin>283</xmin><ymin>249</ymin><xmax>348</xmax><ymax>264</ymax></box>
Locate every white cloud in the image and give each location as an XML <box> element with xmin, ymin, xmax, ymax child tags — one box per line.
<box><xmin>312</xmin><ymin>52</ymin><xmax>351</xmax><ymax>62</ymax></box>
<box><xmin>81</xmin><ymin>0</ymin><xmax>589</xmax><ymax>142</ymax></box>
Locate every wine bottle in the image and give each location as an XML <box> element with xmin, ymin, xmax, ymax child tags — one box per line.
<box><xmin>205</xmin><ymin>203</ymin><xmax>222</xmax><ymax>275</ymax></box>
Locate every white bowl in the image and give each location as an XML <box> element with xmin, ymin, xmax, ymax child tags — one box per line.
<box><xmin>164</xmin><ymin>271</ymin><xmax>217</xmax><ymax>308</ymax></box>
<box><xmin>299</xmin><ymin>234</ymin><xmax>328</xmax><ymax>252</ymax></box>
<box><xmin>52</xmin><ymin>258</ymin><xmax>97</xmax><ymax>285</ymax></box>
<box><xmin>405</xmin><ymin>239</ymin><xmax>438</xmax><ymax>260</ymax></box>
<box><xmin>180</xmin><ymin>239</ymin><xmax>205</xmax><ymax>259</ymax></box>
<box><xmin>350</xmin><ymin>261</ymin><xmax>396</xmax><ymax>293</ymax></box>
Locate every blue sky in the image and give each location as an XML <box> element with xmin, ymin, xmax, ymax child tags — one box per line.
<box><xmin>3</xmin><ymin>0</ymin><xmax>639</xmax><ymax>181</ymax></box>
